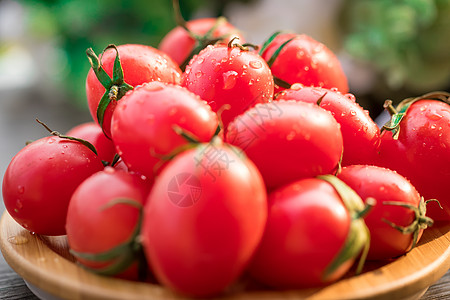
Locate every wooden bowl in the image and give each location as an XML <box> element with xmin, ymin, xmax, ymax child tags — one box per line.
<box><xmin>1</xmin><ymin>211</ymin><xmax>449</xmax><ymax>300</ymax></box>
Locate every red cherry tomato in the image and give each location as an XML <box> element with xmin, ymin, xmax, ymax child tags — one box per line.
<box><xmin>86</xmin><ymin>44</ymin><xmax>182</xmax><ymax>138</ymax></box>
<box><xmin>159</xmin><ymin>17</ymin><xmax>243</xmax><ymax>67</ymax></box>
<box><xmin>260</xmin><ymin>33</ymin><xmax>348</xmax><ymax>94</ymax></box>
<box><xmin>66</xmin><ymin>167</ymin><xmax>151</xmax><ymax>280</ymax></box>
<box><xmin>249</xmin><ymin>177</ymin><xmax>366</xmax><ymax>288</ymax></box>
<box><xmin>276</xmin><ymin>85</ymin><xmax>380</xmax><ymax>166</ymax></box>
<box><xmin>66</xmin><ymin>122</ymin><xmax>116</xmax><ymax>164</ymax></box>
<box><xmin>226</xmin><ymin>100</ymin><xmax>343</xmax><ymax>190</ymax></box>
<box><xmin>181</xmin><ymin>42</ymin><xmax>274</xmax><ymax>129</ymax></box>
<box><xmin>337</xmin><ymin>165</ymin><xmax>433</xmax><ymax>260</ymax></box>
<box><xmin>377</xmin><ymin>94</ymin><xmax>450</xmax><ymax>221</ymax></box>
<box><xmin>111</xmin><ymin>81</ymin><xmax>218</xmax><ymax>180</ymax></box>
<box><xmin>141</xmin><ymin>140</ymin><xmax>267</xmax><ymax>297</ymax></box>
<box><xmin>2</xmin><ymin>136</ymin><xmax>104</xmax><ymax>235</ymax></box>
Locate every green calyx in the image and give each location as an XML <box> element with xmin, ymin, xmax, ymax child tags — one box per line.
<box><xmin>382</xmin><ymin>197</ymin><xmax>434</xmax><ymax>251</ymax></box>
<box><xmin>317</xmin><ymin>175</ymin><xmax>373</xmax><ymax>280</ymax></box>
<box><xmin>35</xmin><ymin>118</ymin><xmax>98</xmax><ymax>156</ymax></box>
<box><xmin>86</xmin><ymin>44</ymin><xmax>133</xmax><ymax>136</ymax></box>
<box><xmin>259</xmin><ymin>31</ymin><xmax>294</xmax><ymax>90</ymax></box>
<box><xmin>69</xmin><ymin>198</ymin><xmax>147</xmax><ymax>279</ymax></box>
<box><xmin>382</xmin><ymin>91</ymin><xmax>450</xmax><ymax>140</ymax></box>
<box><xmin>173</xmin><ymin>0</ymin><xmax>239</xmax><ymax>71</ymax></box>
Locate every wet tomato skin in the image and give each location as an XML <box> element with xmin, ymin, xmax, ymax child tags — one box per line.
<box><xmin>260</xmin><ymin>33</ymin><xmax>348</xmax><ymax>94</ymax></box>
<box><xmin>226</xmin><ymin>100</ymin><xmax>343</xmax><ymax>190</ymax></box>
<box><xmin>337</xmin><ymin>165</ymin><xmax>425</xmax><ymax>260</ymax></box>
<box><xmin>377</xmin><ymin>100</ymin><xmax>450</xmax><ymax>220</ymax></box>
<box><xmin>2</xmin><ymin>136</ymin><xmax>104</xmax><ymax>235</ymax></box>
<box><xmin>111</xmin><ymin>81</ymin><xmax>218</xmax><ymax>180</ymax></box>
<box><xmin>248</xmin><ymin>177</ymin><xmax>352</xmax><ymax>288</ymax></box>
<box><xmin>66</xmin><ymin>167</ymin><xmax>151</xmax><ymax>280</ymax></box>
<box><xmin>66</xmin><ymin>122</ymin><xmax>117</xmax><ymax>164</ymax></box>
<box><xmin>141</xmin><ymin>142</ymin><xmax>267</xmax><ymax>297</ymax></box>
<box><xmin>159</xmin><ymin>18</ymin><xmax>243</xmax><ymax>66</ymax></box>
<box><xmin>86</xmin><ymin>44</ymin><xmax>182</xmax><ymax>138</ymax></box>
<box><xmin>276</xmin><ymin>85</ymin><xmax>380</xmax><ymax>166</ymax></box>
<box><xmin>181</xmin><ymin>44</ymin><xmax>274</xmax><ymax>129</ymax></box>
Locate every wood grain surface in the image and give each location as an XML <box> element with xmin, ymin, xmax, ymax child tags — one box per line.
<box><xmin>0</xmin><ymin>211</ymin><xmax>449</xmax><ymax>300</ymax></box>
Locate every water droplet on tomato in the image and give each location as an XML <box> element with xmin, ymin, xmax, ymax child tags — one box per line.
<box><xmin>330</xmin><ymin>87</ymin><xmax>339</xmax><ymax>92</ymax></box>
<box><xmin>195</xmin><ymin>71</ymin><xmax>203</xmax><ymax>78</ymax></box>
<box><xmin>297</xmin><ymin>50</ymin><xmax>305</xmax><ymax>59</ymax></box>
<box><xmin>249</xmin><ymin>79</ymin><xmax>254</xmax><ymax>86</ymax></box>
<box><xmin>249</xmin><ymin>60</ymin><xmax>263</xmax><ymax>69</ymax></box>
<box><xmin>303</xmin><ymin>66</ymin><xmax>310</xmax><ymax>71</ymax></box>
<box><xmin>345</xmin><ymin>93</ymin><xmax>356</xmax><ymax>102</ymax></box>
<box><xmin>223</xmin><ymin>71</ymin><xmax>238</xmax><ymax>89</ymax></box>
<box><xmin>197</xmin><ymin>57</ymin><xmax>205</xmax><ymax>64</ymax></box>
<box><xmin>169</xmin><ymin>108</ymin><xmax>178</xmax><ymax>116</ymax></box>
<box><xmin>430</xmin><ymin>124</ymin><xmax>437</xmax><ymax>129</ymax></box>
<box><xmin>17</xmin><ymin>186</ymin><xmax>25</xmax><ymax>194</ymax></box>
<box><xmin>291</xmin><ymin>83</ymin><xmax>303</xmax><ymax>90</ymax></box>
<box><xmin>8</xmin><ymin>235</ymin><xmax>28</xmax><ymax>245</ymax></box>
<box><xmin>426</xmin><ymin>111</ymin><xmax>443</xmax><ymax>121</ymax></box>
<box><xmin>286</xmin><ymin>131</ymin><xmax>296</xmax><ymax>141</ymax></box>
<box><xmin>350</xmin><ymin>110</ymin><xmax>357</xmax><ymax>116</ymax></box>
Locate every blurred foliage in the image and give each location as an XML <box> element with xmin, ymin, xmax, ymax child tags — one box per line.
<box><xmin>19</xmin><ymin>0</ymin><xmax>254</xmax><ymax>107</ymax></box>
<box><xmin>340</xmin><ymin>0</ymin><xmax>450</xmax><ymax>95</ymax></box>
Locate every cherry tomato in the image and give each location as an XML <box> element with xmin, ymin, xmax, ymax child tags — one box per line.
<box><xmin>276</xmin><ymin>84</ymin><xmax>380</xmax><ymax>166</ymax></box>
<box><xmin>86</xmin><ymin>44</ymin><xmax>182</xmax><ymax>138</ymax></box>
<box><xmin>111</xmin><ymin>81</ymin><xmax>218</xmax><ymax>180</ymax></box>
<box><xmin>377</xmin><ymin>93</ymin><xmax>450</xmax><ymax>221</ymax></box>
<box><xmin>2</xmin><ymin>136</ymin><xmax>104</xmax><ymax>235</ymax></box>
<box><xmin>249</xmin><ymin>177</ymin><xmax>368</xmax><ymax>288</ymax></box>
<box><xmin>141</xmin><ymin>139</ymin><xmax>267</xmax><ymax>297</ymax></box>
<box><xmin>226</xmin><ymin>100</ymin><xmax>343</xmax><ymax>190</ymax></box>
<box><xmin>66</xmin><ymin>167</ymin><xmax>152</xmax><ymax>280</ymax></box>
<box><xmin>337</xmin><ymin>165</ymin><xmax>433</xmax><ymax>260</ymax></box>
<box><xmin>159</xmin><ymin>17</ymin><xmax>243</xmax><ymax>68</ymax></box>
<box><xmin>259</xmin><ymin>33</ymin><xmax>348</xmax><ymax>94</ymax></box>
<box><xmin>181</xmin><ymin>42</ymin><xmax>274</xmax><ymax>129</ymax></box>
<box><xmin>66</xmin><ymin>122</ymin><xmax>116</xmax><ymax>164</ymax></box>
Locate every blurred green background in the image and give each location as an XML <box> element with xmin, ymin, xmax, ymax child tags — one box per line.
<box><xmin>1</xmin><ymin>0</ymin><xmax>449</xmax><ymax>118</ymax></box>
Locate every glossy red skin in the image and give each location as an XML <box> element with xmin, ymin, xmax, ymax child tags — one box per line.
<box><xmin>276</xmin><ymin>85</ymin><xmax>380</xmax><ymax>166</ymax></box>
<box><xmin>159</xmin><ymin>18</ymin><xmax>244</xmax><ymax>66</ymax></box>
<box><xmin>260</xmin><ymin>33</ymin><xmax>348</xmax><ymax>94</ymax></box>
<box><xmin>66</xmin><ymin>167</ymin><xmax>151</xmax><ymax>280</ymax></box>
<box><xmin>181</xmin><ymin>44</ymin><xmax>274</xmax><ymax>129</ymax></box>
<box><xmin>141</xmin><ymin>143</ymin><xmax>267</xmax><ymax>297</ymax></box>
<box><xmin>111</xmin><ymin>81</ymin><xmax>218</xmax><ymax>180</ymax></box>
<box><xmin>377</xmin><ymin>100</ymin><xmax>450</xmax><ymax>221</ymax></box>
<box><xmin>2</xmin><ymin>136</ymin><xmax>104</xmax><ymax>235</ymax></box>
<box><xmin>226</xmin><ymin>100</ymin><xmax>343</xmax><ymax>190</ymax></box>
<box><xmin>86</xmin><ymin>44</ymin><xmax>182</xmax><ymax>138</ymax></box>
<box><xmin>66</xmin><ymin>122</ymin><xmax>116</xmax><ymax>164</ymax></box>
<box><xmin>338</xmin><ymin>165</ymin><xmax>424</xmax><ymax>260</ymax></box>
<box><xmin>249</xmin><ymin>178</ymin><xmax>352</xmax><ymax>288</ymax></box>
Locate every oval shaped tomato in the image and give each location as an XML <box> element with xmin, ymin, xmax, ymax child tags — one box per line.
<box><xmin>159</xmin><ymin>17</ymin><xmax>243</xmax><ymax>67</ymax></box>
<box><xmin>66</xmin><ymin>167</ymin><xmax>152</xmax><ymax>280</ymax></box>
<box><xmin>86</xmin><ymin>44</ymin><xmax>182</xmax><ymax>138</ymax></box>
<box><xmin>141</xmin><ymin>140</ymin><xmax>267</xmax><ymax>297</ymax></box>
<box><xmin>111</xmin><ymin>81</ymin><xmax>218</xmax><ymax>180</ymax></box>
<box><xmin>226</xmin><ymin>100</ymin><xmax>343</xmax><ymax>190</ymax></box>
<box><xmin>66</xmin><ymin>122</ymin><xmax>116</xmax><ymax>164</ymax></box>
<box><xmin>181</xmin><ymin>43</ymin><xmax>274</xmax><ymax>129</ymax></box>
<box><xmin>276</xmin><ymin>85</ymin><xmax>380</xmax><ymax>166</ymax></box>
<box><xmin>337</xmin><ymin>165</ymin><xmax>433</xmax><ymax>260</ymax></box>
<box><xmin>260</xmin><ymin>33</ymin><xmax>348</xmax><ymax>94</ymax></box>
<box><xmin>2</xmin><ymin>136</ymin><xmax>104</xmax><ymax>235</ymax></box>
<box><xmin>249</xmin><ymin>177</ymin><xmax>359</xmax><ymax>288</ymax></box>
<box><xmin>378</xmin><ymin>97</ymin><xmax>450</xmax><ymax>221</ymax></box>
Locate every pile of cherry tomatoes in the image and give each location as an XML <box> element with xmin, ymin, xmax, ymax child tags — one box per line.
<box><xmin>2</xmin><ymin>4</ymin><xmax>450</xmax><ymax>298</ymax></box>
